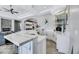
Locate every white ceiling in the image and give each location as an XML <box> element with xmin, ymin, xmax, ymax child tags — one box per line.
<box><xmin>0</xmin><ymin>5</ymin><xmax>66</xmax><ymax>20</ymax></box>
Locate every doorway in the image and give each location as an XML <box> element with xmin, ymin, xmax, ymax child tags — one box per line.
<box><xmin>15</xmin><ymin>20</ymin><xmax>21</xmax><ymax>32</ymax></box>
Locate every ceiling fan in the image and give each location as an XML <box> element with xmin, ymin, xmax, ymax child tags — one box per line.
<box><xmin>0</xmin><ymin>5</ymin><xmax>19</xmax><ymax>14</ymax></box>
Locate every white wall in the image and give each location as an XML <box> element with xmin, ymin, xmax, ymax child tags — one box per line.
<box><xmin>20</xmin><ymin>20</ymin><xmax>25</xmax><ymax>30</ymax></box>
<box><xmin>68</xmin><ymin>7</ymin><xmax>79</xmax><ymax>53</ymax></box>
<box><xmin>11</xmin><ymin>20</ymin><xmax>15</xmax><ymax>32</ymax></box>
<box><xmin>44</xmin><ymin>14</ymin><xmax>55</xmax><ymax>28</ymax></box>
<box><xmin>36</xmin><ymin>14</ymin><xmax>55</xmax><ymax>29</ymax></box>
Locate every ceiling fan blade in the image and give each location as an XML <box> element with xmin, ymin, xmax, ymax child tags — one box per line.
<box><xmin>12</xmin><ymin>10</ymin><xmax>19</xmax><ymax>13</ymax></box>
<box><xmin>14</xmin><ymin>11</ymin><xmax>19</xmax><ymax>13</ymax></box>
<box><xmin>2</xmin><ymin>7</ymin><xmax>10</xmax><ymax>11</ymax></box>
<box><xmin>0</xmin><ymin>9</ymin><xmax>2</xmax><ymax>11</ymax></box>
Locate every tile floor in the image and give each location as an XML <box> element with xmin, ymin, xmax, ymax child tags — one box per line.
<box><xmin>0</xmin><ymin>44</ymin><xmax>17</xmax><ymax>54</ymax></box>
<box><xmin>46</xmin><ymin>39</ymin><xmax>58</xmax><ymax>54</ymax></box>
<box><xmin>0</xmin><ymin>39</ymin><xmax>59</xmax><ymax>54</ymax></box>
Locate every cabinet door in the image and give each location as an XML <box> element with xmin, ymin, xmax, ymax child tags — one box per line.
<box><xmin>33</xmin><ymin>36</ymin><xmax>46</xmax><ymax>54</ymax></box>
<box><xmin>0</xmin><ymin>33</ymin><xmax>5</xmax><ymax>45</ymax></box>
<box><xmin>18</xmin><ymin>41</ymin><xmax>33</xmax><ymax>54</ymax></box>
<box><xmin>56</xmin><ymin>33</ymin><xmax>71</xmax><ymax>54</ymax></box>
<box><xmin>37</xmin><ymin>38</ymin><xmax>46</xmax><ymax>54</ymax></box>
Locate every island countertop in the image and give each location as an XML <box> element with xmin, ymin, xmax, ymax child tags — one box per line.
<box><xmin>4</xmin><ymin>30</ymin><xmax>38</xmax><ymax>46</ymax></box>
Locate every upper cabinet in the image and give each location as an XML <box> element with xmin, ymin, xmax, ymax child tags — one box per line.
<box><xmin>55</xmin><ymin>13</ymin><xmax>68</xmax><ymax>32</ymax></box>
<box><xmin>1</xmin><ymin>18</ymin><xmax>12</xmax><ymax>32</ymax></box>
<box><xmin>55</xmin><ymin>6</ymin><xmax>70</xmax><ymax>32</ymax></box>
<box><xmin>1</xmin><ymin>18</ymin><xmax>11</xmax><ymax>28</ymax></box>
<box><xmin>0</xmin><ymin>18</ymin><xmax>21</xmax><ymax>34</ymax></box>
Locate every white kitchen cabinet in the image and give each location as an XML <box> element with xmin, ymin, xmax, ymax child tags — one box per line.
<box><xmin>37</xmin><ymin>27</ymin><xmax>56</xmax><ymax>42</ymax></box>
<box><xmin>43</xmin><ymin>29</ymin><xmax>56</xmax><ymax>42</ymax></box>
<box><xmin>33</xmin><ymin>35</ymin><xmax>46</xmax><ymax>54</ymax></box>
<box><xmin>56</xmin><ymin>31</ymin><xmax>72</xmax><ymax>54</ymax></box>
<box><xmin>18</xmin><ymin>41</ymin><xmax>33</xmax><ymax>54</ymax></box>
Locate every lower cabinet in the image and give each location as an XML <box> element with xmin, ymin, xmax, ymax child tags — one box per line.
<box><xmin>18</xmin><ymin>41</ymin><xmax>33</xmax><ymax>54</ymax></box>
<box><xmin>0</xmin><ymin>33</ymin><xmax>5</xmax><ymax>45</ymax></box>
<box><xmin>56</xmin><ymin>32</ymin><xmax>71</xmax><ymax>54</ymax></box>
<box><xmin>33</xmin><ymin>36</ymin><xmax>46</xmax><ymax>54</ymax></box>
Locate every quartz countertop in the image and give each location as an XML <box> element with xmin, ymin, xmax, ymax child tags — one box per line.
<box><xmin>4</xmin><ymin>30</ymin><xmax>38</xmax><ymax>46</ymax></box>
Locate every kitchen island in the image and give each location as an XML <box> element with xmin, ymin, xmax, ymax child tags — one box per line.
<box><xmin>4</xmin><ymin>30</ymin><xmax>47</xmax><ymax>54</ymax></box>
